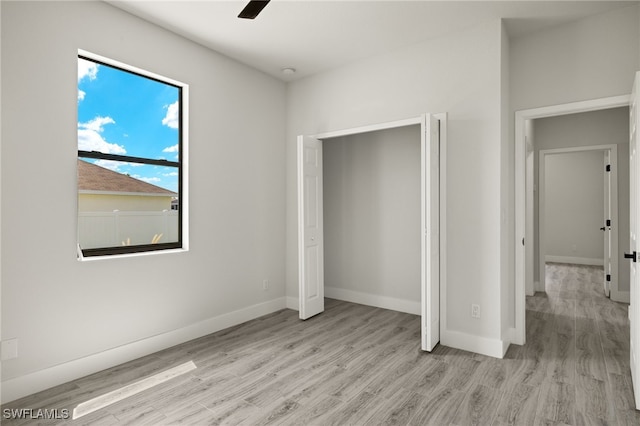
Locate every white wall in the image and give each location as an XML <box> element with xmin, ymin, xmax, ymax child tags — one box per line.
<box><xmin>532</xmin><ymin>107</ymin><xmax>630</xmax><ymax>292</ymax></box>
<box><xmin>510</xmin><ymin>4</ymin><xmax>638</xmax><ymax>327</ymax></box>
<box><xmin>544</xmin><ymin>151</ymin><xmax>605</xmax><ymax>263</ymax></box>
<box><xmin>323</xmin><ymin>126</ymin><xmax>421</xmax><ymax>312</ymax></box>
<box><xmin>1</xmin><ymin>1</ymin><xmax>286</xmax><ymax>402</ymax></box>
<box><xmin>287</xmin><ymin>19</ymin><xmax>507</xmax><ymax>356</ymax></box>
<box><xmin>510</xmin><ymin>4</ymin><xmax>639</xmax><ymax>112</ymax></box>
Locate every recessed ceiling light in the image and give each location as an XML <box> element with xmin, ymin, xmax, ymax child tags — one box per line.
<box><xmin>281</xmin><ymin>67</ymin><xmax>296</xmax><ymax>75</ymax></box>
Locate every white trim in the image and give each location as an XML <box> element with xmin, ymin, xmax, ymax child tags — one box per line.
<box><xmin>78</xmin><ymin>247</ymin><xmax>188</xmax><ymax>262</ymax></box>
<box><xmin>502</xmin><ymin>328</ymin><xmax>516</xmax><ymax>355</ymax></box>
<box><xmin>325</xmin><ymin>286</ymin><xmax>420</xmax><ymax>315</ymax></box>
<box><xmin>300</xmin><ymin>113</ymin><xmax>448</xmax><ymax>350</ymax></box>
<box><xmin>545</xmin><ymin>256</ymin><xmax>604</xmax><ymax>266</ymax></box>
<box><xmin>1</xmin><ymin>298</ymin><xmax>286</xmax><ymax>404</ymax></box>
<box><xmin>78</xmin><ymin>49</ymin><xmax>187</xmax><ymax>88</ymax></box>
<box><xmin>613</xmin><ymin>291</ymin><xmax>631</xmax><ymax>304</ymax></box>
<box><xmin>286</xmin><ymin>297</ymin><xmax>299</xmax><ymax>311</ymax></box>
<box><xmin>515</xmin><ymin>95</ymin><xmax>630</xmax><ymax>346</ymax></box>
<box><xmin>312</xmin><ymin>117</ymin><xmax>421</xmax><ymax>140</ymax></box>
<box><xmin>440</xmin><ymin>330</ymin><xmax>507</xmax><ymax>359</ymax></box>
<box><xmin>531</xmin><ymin>282</ymin><xmax>539</xmax><ymax>295</ymax></box>
<box><xmin>435</xmin><ymin>113</ymin><xmax>448</xmax><ymax>350</ymax></box>
<box><xmin>76</xmin><ymin>49</ymin><xmax>190</xmax><ymax>259</ymax></box>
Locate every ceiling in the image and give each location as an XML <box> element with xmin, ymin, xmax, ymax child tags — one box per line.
<box><xmin>107</xmin><ymin>1</ymin><xmax>638</xmax><ymax>81</ymax></box>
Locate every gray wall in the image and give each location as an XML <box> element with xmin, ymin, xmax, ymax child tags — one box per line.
<box><xmin>288</xmin><ymin>3</ymin><xmax>639</xmax><ymax>353</ymax></box>
<box><xmin>510</xmin><ymin>4</ymin><xmax>638</xmax><ymax>302</ymax></box>
<box><xmin>532</xmin><ymin>107</ymin><xmax>630</xmax><ymax>292</ymax></box>
<box><xmin>287</xmin><ymin>19</ymin><xmax>506</xmax><ymax>347</ymax></box>
<box><xmin>544</xmin><ymin>151</ymin><xmax>605</xmax><ymax>262</ymax></box>
<box><xmin>323</xmin><ymin>126</ymin><xmax>421</xmax><ymax>306</ymax></box>
<box><xmin>1</xmin><ymin>1</ymin><xmax>286</xmax><ymax>401</ymax></box>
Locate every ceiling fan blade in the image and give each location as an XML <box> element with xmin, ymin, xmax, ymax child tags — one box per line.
<box><xmin>238</xmin><ymin>0</ymin><xmax>271</xmax><ymax>19</ymax></box>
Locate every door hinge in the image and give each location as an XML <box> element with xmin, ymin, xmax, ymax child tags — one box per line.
<box><xmin>606</xmin><ymin>274</ymin><xmax>611</xmax><ymax>282</ymax></box>
<box><xmin>606</xmin><ymin>164</ymin><xmax>611</xmax><ymax>172</ymax></box>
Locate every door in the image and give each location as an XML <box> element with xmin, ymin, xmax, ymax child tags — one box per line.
<box><xmin>629</xmin><ymin>71</ymin><xmax>640</xmax><ymax>409</ymax></box>
<box><xmin>604</xmin><ymin>151</ymin><xmax>612</xmax><ymax>297</ymax></box>
<box><xmin>422</xmin><ymin>114</ymin><xmax>440</xmax><ymax>351</ymax></box>
<box><xmin>297</xmin><ymin>135</ymin><xmax>324</xmax><ymax>320</ymax></box>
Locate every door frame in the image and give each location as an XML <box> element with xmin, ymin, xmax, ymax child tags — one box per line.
<box><xmin>515</xmin><ymin>95</ymin><xmax>630</xmax><ymax>345</ymax></box>
<box><xmin>298</xmin><ymin>113</ymin><xmax>448</xmax><ymax>348</ymax></box>
<box><xmin>538</xmin><ymin>145</ymin><xmax>618</xmax><ymax>296</ymax></box>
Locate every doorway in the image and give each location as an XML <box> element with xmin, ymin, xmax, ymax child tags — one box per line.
<box><xmin>514</xmin><ymin>95</ymin><xmax>630</xmax><ymax>345</ymax></box>
<box><xmin>538</xmin><ymin>145</ymin><xmax>619</xmax><ymax>298</ymax></box>
<box><xmin>297</xmin><ymin>113</ymin><xmax>447</xmax><ymax>352</ymax></box>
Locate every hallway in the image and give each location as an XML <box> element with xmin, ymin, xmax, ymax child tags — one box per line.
<box><xmin>522</xmin><ymin>262</ymin><xmax>638</xmax><ymax>424</ymax></box>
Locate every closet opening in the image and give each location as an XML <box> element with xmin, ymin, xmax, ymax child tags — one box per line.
<box><xmin>297</xmin><ymin>113</ymin><xmax>446</xmax><ymax>351</ymax></box>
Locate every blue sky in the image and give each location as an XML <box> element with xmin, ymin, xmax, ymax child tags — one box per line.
<box><xmin>78</xmin><ymin>58</ymin><xmax>179</xmax><ymax>193</ymax></box>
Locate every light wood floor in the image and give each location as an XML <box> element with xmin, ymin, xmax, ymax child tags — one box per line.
<box><xmin>3</xmin><ymin>263</ymin><xmax>639</xmax><ymax>425</ymax></box>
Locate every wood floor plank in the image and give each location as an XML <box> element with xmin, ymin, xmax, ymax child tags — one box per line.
<box><xmin>575</xmin><ymin>330</ymin><xmax>608</xmax><ymax>381</ymax></box>
<box><xmin>574</xmin><ymin>373</ymin><xmax>615</xmax><ymax>424</ymax></box>
<box><xmin>408</xmin><ymin>386</ymin><xmax>467</xmax><ymax>425</ymax></box>
<box><xmin>359</xmin><ymin>388</ymin><xmax>422</xmax><ymax>426</ymax></box>
<box><xmin>452</xmin><ymin>383</ymin><xmax>503</xmax><ymax>426</ymax></box>
<box><xmin>492</xmin><ymin>382</ymin><xmax>539</xmax><ymax>426</ymax></box>
<box><xmin>2</xmin><ymin>263</ymin><xmax>635</xmax><ymax>426</ymax></box>
<box><xmin>475</xmin><ymin>357</ymin><xmax>509</xmax><ymax>390</ymax></box>
<box><xmin>286</xmin><ymin>394</ymin><xmax>342</xmax><ymax>426</ymax></box>
<box><xmin>534</xmin><ymin>379</ymin><xmax>576</xmax><ymax>425</ymax></box>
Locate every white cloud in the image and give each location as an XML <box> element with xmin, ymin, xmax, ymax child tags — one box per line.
<box><xmin>162</xmin><ymin>144</ymin><xmax>179</xmax><ymax>153</ymax></box>
<box><xmin>93</xmin><ymin>159</ymin><xmax>123</xmax><ymax>171</ymax></box>
<box><xmin>78</xmin><ymin>116</ymin><xmax>125</xmax><ymax>154</ymax></box>
<box><xmin>163</xmin><ymin>171</ymin><xmax>179</xmax><ymax>177</ymax></box>
<box><xmin>78</xmin><ymin>90</ymin><xmax>86</xmax><ymax>102</ymax></box>
<box><xmin>78</xmin><ymin>129</ymin><xmax>126</xmax><ymax>154</ymax></box>
<box><xmin>162</xmin><ymin>101</ymin><xmax>179</xmax><ymax>129</ymax></box>
<box><xmin>78</xmin><ymin>59</ymin><xmax>98</xmax><ymax>82</ymax></box>
<box><xmin>134</xmin><ymin>175</ymin><xmax>161</xmax><ymax>184</ymax></box>
<box><xmin>79</xmin><ymin>116</ymin><xmax>115</xmax><ymax>132</ymax></box>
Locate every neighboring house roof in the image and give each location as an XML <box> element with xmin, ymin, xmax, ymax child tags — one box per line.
<box><xmin>78</xmin><ymin>159</ymin><xmax>177</xmax><ymax>196</ymax></box>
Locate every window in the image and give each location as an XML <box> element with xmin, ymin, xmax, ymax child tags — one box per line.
<box><xmin>77</xmin><ymin>51</ymin><xmax>187</xmax><ymax>258</ymax></box>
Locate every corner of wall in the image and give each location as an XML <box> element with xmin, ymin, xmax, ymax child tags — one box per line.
<box><xmin>500</xmin><ymin>19</ymin><xmax>514</xmax><ymax>339</ymax></box>
<box><xmin>441</xmin><ymin>329</ymin><xmax>509</xmax><ymax>359</ymax></box>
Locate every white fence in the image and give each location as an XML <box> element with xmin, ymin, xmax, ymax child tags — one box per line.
<box><xmin>78</xmin><ymin>210</ymin><xmax>179</xmax><ymax>250</ymax></box>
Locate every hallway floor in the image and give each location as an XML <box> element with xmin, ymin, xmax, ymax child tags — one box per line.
<box><xmin>522</xmin><ymin>262</ymin><xmax>638</xmax><ymax>425</ymax></box>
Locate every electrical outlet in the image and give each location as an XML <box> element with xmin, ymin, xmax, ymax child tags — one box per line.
<box><xmin>262</xmin><ymin>279</ymin><xmax>269</xmax><ymax>291</ymax></box>
<box><xmin>471</xmin><ymin>304</ymin><xmax>480</xmax><ymax>319</ymax></box>
<box><xmin>1</xmin><ymin>338</ymin><xmax>18</xmax><ymax>360</ymax></box>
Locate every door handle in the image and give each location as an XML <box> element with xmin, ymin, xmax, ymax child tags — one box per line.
<box><xmin>624</xmin><ymin>251</ymin><xmax>637</xmax><ymax>262</ymax></box>
<box><xmin>600</xmin><ymin>227</ymin><xmax>606</xmax><ymax>231</ymax></box>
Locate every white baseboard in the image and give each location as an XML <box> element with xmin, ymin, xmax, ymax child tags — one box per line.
<box><xmin>325</xmin><ymin>286</ymin><xmax>420</xmax><ymax>315</ymax></box>
<box><xmin>440</xmin><ymin>329</ymin><xmax>507</xmax><ymax>359</ymax></box>
<box><xmin>502</xmin><ymin>327</ymin><xmax>517</xmax><ymax>353</ymax></box>
<box><xmin>534</xmin><ymin>280</ymin><xmax>543</xmax><ymax>293</ymax></box>
<box><xmin>286</xmin><ymin>296</ymin><xmax>299</xmax><ymax>311</ymax></box>
<box><xmin>1</xmin><ymin>297</ymin><xmax>287</xmax><ymax>404</ymax></box>
<box><xmin>545</xmin><ymin>255</ymin><xmax>604</xmax><ymax>266</ymax></box>
<box><xmin>611</xmin><ymin>290</ymin><xmax>630</xmax><ymax>304</ymax></box>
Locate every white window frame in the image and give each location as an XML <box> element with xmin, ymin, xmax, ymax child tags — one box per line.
<box><xmin>77</xmin><ymin>49</ymin><xmax>189</xmax><ymax>260</ymax></box>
